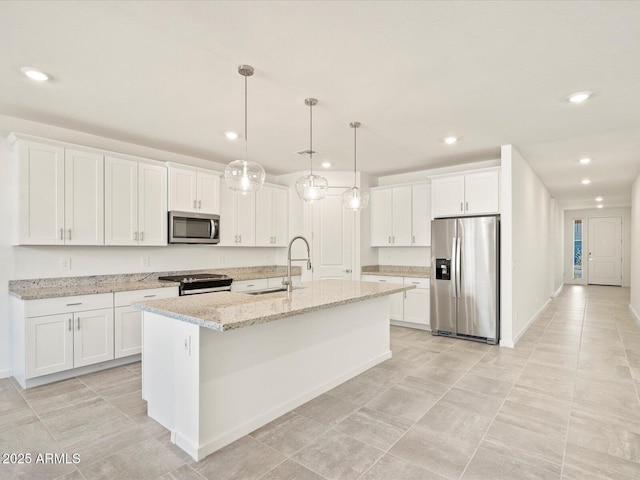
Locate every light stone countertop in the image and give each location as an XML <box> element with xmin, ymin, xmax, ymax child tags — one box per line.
<box><xmin>8</xmin><ymin>266</ymin><xmax>301</xmax><ymax>300</ymax></box>
<box><xmin>361</xmin><ymin>265</ymin><xmax>430</xmax><ymax>278</ymax></box>
<box><xmin>132</xmin><ymin>279</ymin><xmax>415</xmax><ymax>332</ymax></box>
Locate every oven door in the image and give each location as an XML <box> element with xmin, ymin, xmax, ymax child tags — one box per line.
<box><xmin>169</xmin><ymin>211</ymin><xmax>220</xmax><ymax>244</ymax></box>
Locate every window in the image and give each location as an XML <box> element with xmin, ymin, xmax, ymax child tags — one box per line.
<box><xmin>573</xmin><ymin>219</ymin><xmax>583</xmax><ymax>279</ymax></box>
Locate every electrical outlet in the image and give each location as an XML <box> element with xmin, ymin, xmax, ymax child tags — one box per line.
<box><xmin>140</xmin><ymin>256</ymin><xmax>150</xmax><ymax>267</ymax></box>
<box><xmin>60</xmin><ymin>258</ymin><xmax>71</xmax><ymax>270</ymax></box>
<box><xmin>184</xmin><ymin>335</ymin><xmax>191</xmax><ymax>356</ymax></box>
<box><xmin>219</xmin><ymin>255</ymin><xmax>225</xmax><ymax>265</ymax></box>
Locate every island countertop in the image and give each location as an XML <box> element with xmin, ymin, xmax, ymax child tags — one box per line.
<box><xmin>132</xmin><ymin>279</ymin><xmax>414</xmax><ymax>332</ymax></box>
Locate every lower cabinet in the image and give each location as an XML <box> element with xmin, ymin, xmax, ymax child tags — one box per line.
<box><xmin>73</xmin><ymin>308</ymin><xmax>114</xmax><ymax>368</ymax></box>
<box><xmin>361</xmin><ymin>275</ymin><xmax>430</xmax><ymax>329</ymax></box>
<box><xmin>231</xmin><ymin>276</ymin><xmax>301</xmax><ymax>293</ymax></box>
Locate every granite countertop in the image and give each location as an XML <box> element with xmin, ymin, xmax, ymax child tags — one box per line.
<box><xmin>361</xmin><ymin>265</ymin><xmax>430</xmax><ymax>278</ymax></box>
<box><xmin>132</xmin><ymin>279</ymin><xmax>414</xmax><ymax>332</ymax></box>
<box><xmin>8</xmin><ymin>266</ymin><xmax>302</xmax><ymax>300</ymax></box>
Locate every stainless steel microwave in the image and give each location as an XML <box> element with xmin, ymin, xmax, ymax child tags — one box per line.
<box><xmin>168</xmin><ymin>211</ymin><xmax>220</xmax><ymax>244</ymax></box>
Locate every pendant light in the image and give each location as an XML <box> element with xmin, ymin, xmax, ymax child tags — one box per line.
<box><xmin>342</xmin><ymin>122</ymin><xmax>369</xmax><ymax>210</ymax></box>
<box><xmin>224</xmin><ymin>65</ymin><xmax>265</xmax><ymax>194</ymax></box>
<box><xmin>295</xmin><ymin>98</ymin><xmax>328</xmax><ymax>202</ymax></box>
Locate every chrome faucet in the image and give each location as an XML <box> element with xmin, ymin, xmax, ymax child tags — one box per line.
<box><xmin>284</xmin><ymin>235</ymin><xmax>312</xmax><ymax>292</ymax></box>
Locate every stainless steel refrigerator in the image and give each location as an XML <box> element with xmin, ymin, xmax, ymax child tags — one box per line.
<box><xmin>430</xmin><ymin>216</ymin><xmax>499</xmax><ymax>344</ymax></box>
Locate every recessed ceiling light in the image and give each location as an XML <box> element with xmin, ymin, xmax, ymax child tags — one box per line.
<box><xmin>595</xmin><ymin>195</ymin><xmax>603</xmax><ymax>202</ymax></box>
<box><xmin>597</xmin><ymin>204</ymin><xmax>603</xmax><ymax>209</ymax></box>
<box><xmin>321</xmin><ymin>161</ymin><xmax>331</xmax><ymax>169</ymax></box>
<box><xmin>567</xmin><ymin>91</ymin><xmax>592</xmax><ymax>103</ymax></box>
<box><xmin>579</xmin><ymin>157</ymin><xmax>592</xmax><ymax>165</ymax></box>
<box><xmin>443</xmin><ymin>136</ymin><xmax>459</xmax><ymax>145</ymax></box>
<box><xmin>20</xmin><ymin>67</ymin><xmax>49</xmax><ymax>82</ymax></box>
<box><xmin>581</xmin><ymin>179</ymin><xmax>591</xmax><ymax>185</ymax></box>
<box><xmin>224</xmin><ymin>131</ymin><xmax>239</xmax><ymax>140</ymax></box>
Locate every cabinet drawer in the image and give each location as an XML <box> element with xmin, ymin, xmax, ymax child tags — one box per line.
<box><xmin>266</xmin><ymin>276</ymin><xmax>301</xmax><ymax>288</ymax></box>
<box><xmin>114</xmin><ymin>287</ymin><xmax>179</xmax><ymax>307</ymax></box>
<box><xmin>404</xmin><ymin>277</ymin><xmax>429</xmax><ymax>289</ymax></box>
<box><xmin>25</xmin><ymin>293</ymin><xmax>113</xmax><ymax>318</ymax></box>
<box><xmin>361</xmin><ymin>275</ymin><xmax>404</xmax><ymax>285</ymax></box>
<box><xmin>231</xmin><ymin>279</ymin><xmax>269</xmax><ymax>293</ymax></box>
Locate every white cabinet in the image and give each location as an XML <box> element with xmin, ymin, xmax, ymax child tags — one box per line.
<box><xmin>256</xmin><ymin>185</ymin><xmax>289</xmax><ymax>246</ymax></box>
<box><xmin>14</xmin><ymin>140</ymin><xmax>104</xmax><ymax>245</ymax></box>
<box><xmin>23</xmin><ymin>293</ymin><xmax>114</xmax><ymax>379</ymax></box>
<box><xmin>361</xmin><ymin>275</ymin><xmax>430</xmax><ymax>329</ymax></box>
<box><xmin>169</xmin><ymin>166</ymin><xmax>221</xmax><ymax>214</ymax></box>
<box><xmin>220</xmin><ymin>187</ymin><xmax>256</xmax><ymax>246</ymax></box>
<box><xmin>105</xmin><ymin>156</ymin><xmax>168</xmax><ymax>246</ymax></box>
<box><xmin>370</xmin><ymin>183</ymin><xmax>430</xmax><ymax>247</ymax></box>
<box><xmin>114</xmin><ymin>287</ymin><xmax>179</xmax><ymax>359</ymax></box>
<box><xmin>231</xmin><ymin>276</ymin><xmax>301</xmax><ymax>293</ymax></box>
<box><xmin>431</xmin><ymin>169</ymin><xmax>500</xmax><ymax>218</ymax></box>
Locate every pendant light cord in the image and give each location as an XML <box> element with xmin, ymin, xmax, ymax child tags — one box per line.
<box><xmin>353</xmin><ymin>125</ymin><xmax>357</xmax><ymax>186</ymax></box>
<box><xmin>244</xmin><ymin>74</ymin><xmax>248</xmax><ymax>162</ymax></box>
<box><xmin>309</xmin><ymin>101</ymin><xmax>313</xmax><ymax>176</ymax></box>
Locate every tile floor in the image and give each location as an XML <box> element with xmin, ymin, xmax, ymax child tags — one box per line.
<box><xmin>1</xmin><ymin>285</ymin><xmax>639</xmax><ymax>479</ymax></box>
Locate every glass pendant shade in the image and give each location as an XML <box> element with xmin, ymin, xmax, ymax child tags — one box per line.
<box><xmin>342</xmin><ymin>186</ymin><xmax>369</xmax><ymax>211</ymax></box>
<box><xmin>224</xmin><ymin>159</ymin><xmax>265</xmax><ymax>194</ymax></box>
<box><xmin>295</xmin><ymin>173</ymin><xmax>328</xmax><ymax>202</ymax></box>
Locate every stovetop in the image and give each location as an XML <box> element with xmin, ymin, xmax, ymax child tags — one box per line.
<box><xmin>159</xmin><ymin>273</ymin><xmax>231</xmax><ymax>284</ymax></box>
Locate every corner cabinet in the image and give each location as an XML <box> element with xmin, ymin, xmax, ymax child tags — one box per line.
<box><xmin>13</xmin><ymin>139</ymin><xmax>104</xmax><ymax>245</ymax></box>
<box><xmin>431</xmin><ymin>169</ymin><xmax>500</xmax><ymax>218</ymax></box>
<box><xmin>168</xmin><ymin>165</ymin><xmax>221</xmax><ymax>215</ymax></box>
<box><xmin>255</xmin><ymin>185</ymin><xmax>289</xmax><ymax>246</ymax></box>
<box><xmin>104</xmin><ymin>156</ymin><xmax>168</xmax><ymax>246</ymax></box>
<box><xmin>370</xmin><ymin>183</ymin><xmax>431</xmax><ymax>247</ymax></box>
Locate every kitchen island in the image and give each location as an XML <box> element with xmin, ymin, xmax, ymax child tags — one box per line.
<box><xmin>132</xmin><ymin>279</ymin><xmax>413</xmax><ymax>461</ymax></box>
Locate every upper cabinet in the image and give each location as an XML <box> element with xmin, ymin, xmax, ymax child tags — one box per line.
<box><xmin>370</xmin><ymin>183</ymin><xmax>431</xmax><ymax>247</ymax></box>
<box><xmin>14</xmin><ymin>139</ymin><xmax>104</xmax><ymax>245</ymax></box>
<box><xmin>431</xmin><ymin>169</ymin><xmax>500</xmax><ymax>218</ymax></box>
<box><xmin>219</xmin><ymin>186</ymin><xmax>256</xmax><ymax>246</ymax></box>
<box><xmin>168</xmin><ymin>165</ymin><xmax>220</xmax><ymax>215</ymax></box>
<box><xmin>104</xmin><ymin>156</ymin><xmax>167</xmax><ymax>246</ymax></box>
<box><xmin>255</xmin><ymin>185</ymin><xmax>289</xmax><ymax>247</ymax></box>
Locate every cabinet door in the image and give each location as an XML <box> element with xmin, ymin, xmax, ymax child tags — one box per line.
<box><xmin>271</xmin><ymin>187</ymin><xmax>289</xmax><ymax>246</ymax></box>
<box><xmin>392</xmin><ymin>186</ymin><xmax>412</xmax><ymax>246</ymax></box>
<box><xmin>197</xmin><ymin>172</ymin><xmax>220</xmax><ymax>214</ymax></box>
<box><xmin>255</xmin><ymin>186</ymin><xmax>274</xmax><ymax>246</ymax></box>
<box><xmin>370</xmin><ymin>188</ymin><xmax>393</xmax><ymax>246</ymax></box>
<box><xmin>390</xmin><ymin>293</ymin><xmax>404</xmax><ymax>321</ymax></box>
<box><xmin>105</xmin><ymin>156</ymin><xmax>138</xmax><ymax>245</ymax></box>
<box><xmin>64</xmin><ymin>149</ymin><xmax>104</xmax><ymax>245</ymax></box>
<box><xmin>411</xmin><ymin>184</ymin><xmax>431</xmax><ymax>246</ymax></box>
<box><xmin>404</xmin><ymin>288</ymin><xmax>430</xmax><ymax>327</ymax></box>
<box><xmin>73</xmin><ymin>308</ymin><xmax>114</xmax><ymax>367</ymax></box>
<box><xmin>235</xmin><ymin>192</ymin><xmax>256</xmax><ymax>246</ymax></box>
<box><xmin>219</xmin><ymin>186</ymin><xmax>237</xmax><ymax>245</ymax></box>
<box><xmin>431</xmin><ymin>176</ymin><xmax>465</xmax><ymax>218</ymax></box>
<box><xmin>464</xmin><ymin>170</ymin><xmax>500</xmax><ymax>215</ymax></box>
<box><xmin>26</xmin><ymin>313</ymin><xmax>73</xmax><ymax>378</ymax></box>
<box><xmin>114</xmin><ymin>306</ymin><xmax>142</xmax><ymax>358</ymax></box>
<box><xmin>138</xmin><ymin>163</ymin><xmax>168</xmax><ymax>246</ymax></box>
<box><xmin>17</xmin><ymin>141</ymin><xmax>65</xmax><ymax>245</ymax></box>
<box><xmin>169</xmin><ymin>167</ymin><xmax>197</xmax><ymax>212</ymax></box>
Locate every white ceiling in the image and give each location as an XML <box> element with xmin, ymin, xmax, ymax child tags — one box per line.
<box><xmin>1</xmin><ymin>1</ymin><xmax>639</xmax><ymax>210</ymax></box>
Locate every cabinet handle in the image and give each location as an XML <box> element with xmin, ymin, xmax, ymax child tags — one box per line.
<box><xmin>134</xmin><ymin>231</ymin><xmax>138</xmax><ymax>241</ymax></box>
<box><xmin>460</xmin><ymin>202</ymin><xmax>463</xmax><ymax>212</ymax></box>
<box><xmin>143</xmin><ymin>294</ymin><xmax>156</xmax><ymax>298</ymax></box>
<box><xmin>60</xmin><ymin>228</ymin><xmax>64</xmax><ymax>241</ymax></box>
<box><xmin>238</xmin><ymin>235</ymin><xmax>242</xmax><ymax>244</ymax></box>
<box><xmin>247</xmin><ymin>284</ymin><xmax>255</xmax><ymax>287</ymax></box>
<box><xmin>193</xmin><ymin>200</ymin><xmax>197</xmax><ymax>209</ymax></box>
<box><xmin>77</xmin><ymin>317</ymin><xmax>81</xmax><ymax>330</ymax></box>
<box><xmin>198</xmin><ymin>200</ymin><xmax>201</xmax><ymax>209</ymax></box>
<box><xmin>412</xmin><ymin>235</ymin><xmax>415</xmax><ymax>244</ymax></box>
<box><xmin>466</xmin><ymin>201</ymin><xmax>469</xmax><ymax>211</ymax></box>
<box><xmin>388</xmin><ymin>236</ymin><xmax>391</xmax><ymax>244</ymax></box>
<box><xmin>68</xmin><ymin>318</ymin><xmax>72</xmax><ymax>331</ymax></box>
<box><xmin>66</xmin><ymin>302</ymin><xmax>82</xmax><ymax>306</ymax></box>
<box><xmin>392</xmin><ymin>236</ymin><xmax>395</xmax><ymax>244</ymax></box>
<box><xmin>68</xmin><ymin>229</ymin><xmax>72</xmax><ymax>240</ymax></box>
<box><xmin>412</xmin><ymin>281</ymin><xmax>420</xmax><ymax>284</ymax></box>
<box><xmin>140</xmin><ymin>231</ymin><xmax>144</xmax><ymax>241</ymax></box>
<box><xmin>379</xmin><ymin>279</ymin><xmax>387</xmax><ymax>282</ymax></box>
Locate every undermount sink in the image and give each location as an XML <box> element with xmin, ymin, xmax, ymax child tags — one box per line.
<box><xmin>246</xmin><ymin>286</ymin><xmax>306</xmax><ymax>295</ymax></box>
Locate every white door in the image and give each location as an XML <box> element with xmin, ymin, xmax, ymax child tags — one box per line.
<box><xmin>197</xmin><ymin>172</ymin><xmax>220</xmax><ymax>214</ymax></box>
<box><xmin>312</xmin><ymin>190</ymin><xmax>353</xmax><ymax>280</ymax></box>
<box><xmin>431</xmin><ymin>175</ymin><xmax>465</xmax><ymax>217</ymax></box>
<box><xmin>73</xmin><ymin>308</ymin><xmax>114</xmax><ymax>367</ymax></box>
<box><xmin>370</xmin><ymin>188</ymin><xmax>392</xmax><ymax>246</ymax></box>
<box><xmin>392</xmin><ymin>186</ymin><xmax>412</xmax><ymax>246</ymax></box>
<box><xmin>114</xmin><ymin>306</ymin><xmax>142</xmax><ymax>358</ymax></box>
<box><xmin>411</xmin><ymin>184</ymin><xmax>431</xmax><ymax>246</ymax></box>
<box><xmin>464</xmin><ymin>170</ymin><xmax>500</xmax><ymax>215</ymax></box>
<box><xmin>64</xmin><ymin>149</ymin><xmax>104</xmax><ymax>245</ymax></box>
<box><xmin>255</xmin><ymin>185</ymin><xmax>274</xmax><ymax>246</ymax></box>
<box><xmin>17</xmin><ymin>140</ymin><xmax>65</xmax><ymax>245</ymax></box>
<box><xmin>105</xmin><ymin>156</ymin><xmax>138</xmax><ymax>246</ymax></box>
<box><xmin>26</xmin><ymin>313</ymin><xmax>74</xmax><ymax>378</ymax></box>
<box><xmin>138</xmin><ymin>162</ymin><xmax>168</xmax><ymax>246</ymax></box>
<box><xmin>588</xmin><ymin>217</ymin><xmax>622</xmax><ymax>286</ymax></box>
<box><xmin>169</xmin><ymin>167</ymin><xmax>197</xmax><ymax>212</ymax></box>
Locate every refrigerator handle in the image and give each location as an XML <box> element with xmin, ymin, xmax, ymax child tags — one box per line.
<box><xmin>451</xmin><ymin>237</ymin><xmax>458</xmax><ymax>298</ymax></box>
<box><xmin>455</xmin><ymin>236</ymin><xmax>461</xmax><ymax>298</ymax></box>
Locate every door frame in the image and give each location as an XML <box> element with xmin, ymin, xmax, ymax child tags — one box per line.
<box><xmin>587</xmin><ymin>215</ymin><xmax>623</xmax><ymax>286</ymax></box>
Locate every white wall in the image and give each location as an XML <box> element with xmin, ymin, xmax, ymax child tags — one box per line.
<box><xmin>629</xmin><ymin>175</ymin><xmax>640</xmax><ymax>320</ymax></box>
<box><xmin>500</xmin><ymin>145</ymin><xmax>552</xmax><ymax>347</ymax></box>
<box><xmin>549</xmin><ymin>199</ymin><xmax>565</xmax><ymax>296</ymax></box>
<box><xmin>563</xmin><ymin>207</ymin><xmax>631</xmax><ymax>287</ymax></box>
<box><xmin>0</xmin><ymin>116</ymin><xmax>285</xmax><ymax>377</ymax></box>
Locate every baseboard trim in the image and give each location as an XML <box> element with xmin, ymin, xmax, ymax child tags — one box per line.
<box><xmin>501</xmin><ymin>298</ymin><xmax>552</xmax><ymax>349</ymax></box>
<box><xmin>552</xmin><ymin>283</ymin><xmax>564</xmax><ymax>298</ymax></box>
<box><xmin>630</xmin><ymin>304</ymin><xmax>640</xmax><ymax>323</ymax></box>
<box><xmin>391</xmin><ymin>320</ymin><xmax>430</xmax><ymax>331</ymax></box>
<box><xmin>0</xmin><ymin>368</ymin><xmax>12</xmax><ymax>380</ymax></box>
